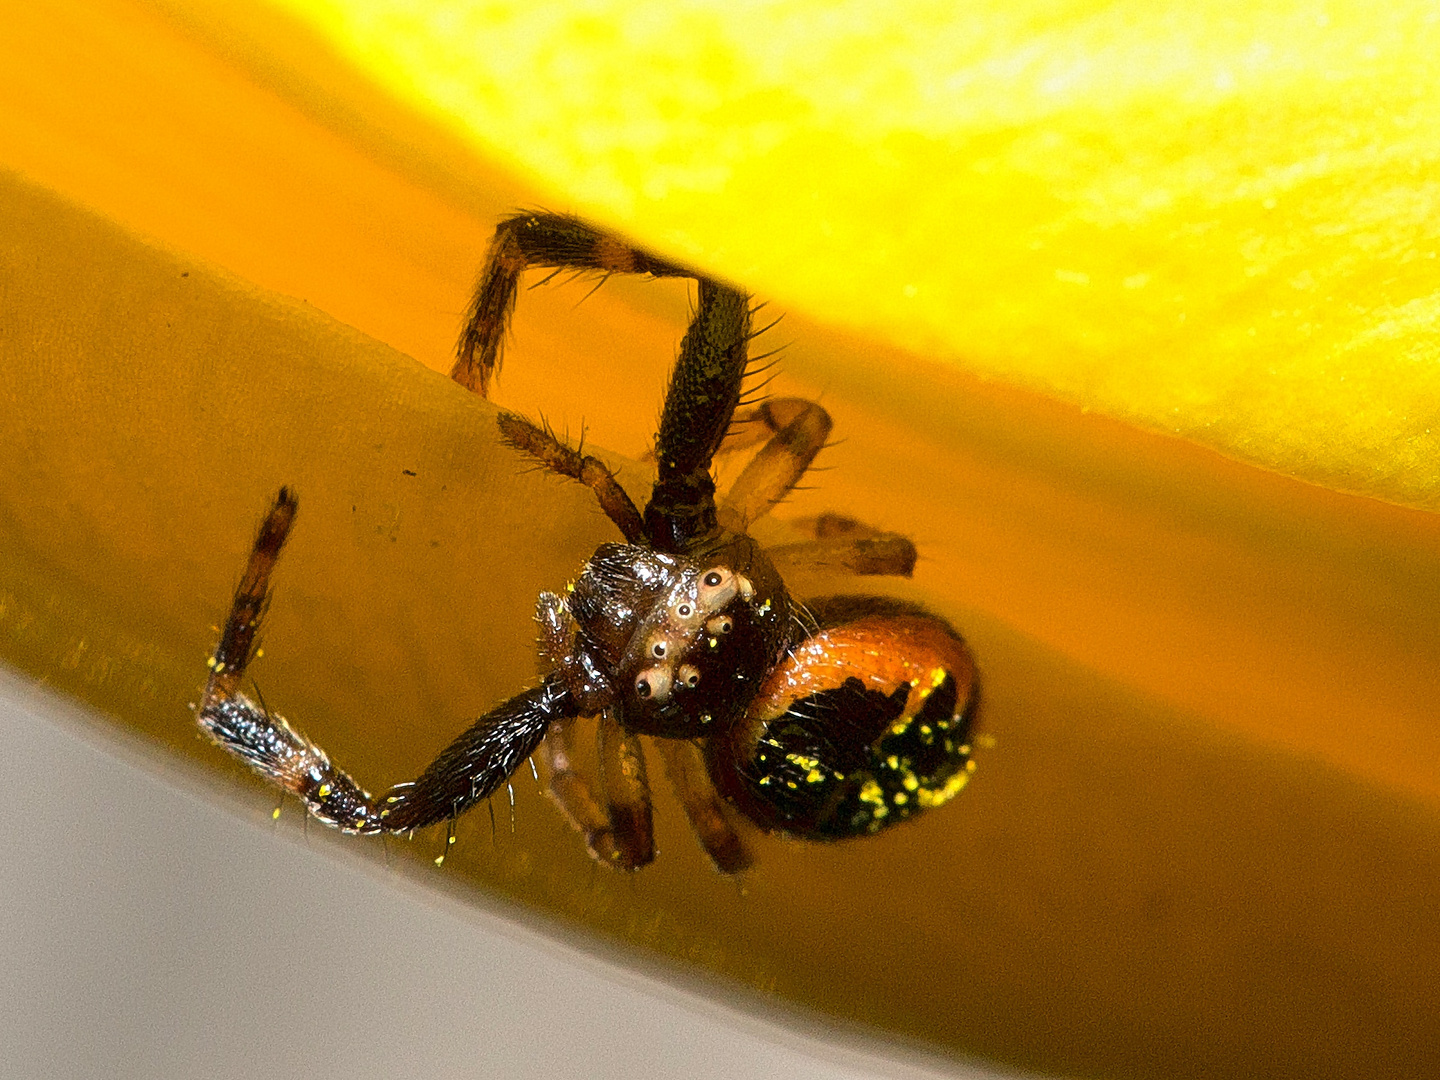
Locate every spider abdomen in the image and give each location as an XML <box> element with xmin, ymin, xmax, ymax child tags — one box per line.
<box><xmin>710</xmin><ymin>605</ymin><xmax>979</xmax><ymax>840</ymax></box>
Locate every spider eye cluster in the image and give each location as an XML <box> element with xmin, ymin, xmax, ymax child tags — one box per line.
<box><xmin>630</xmin><ymin>564</ymin><xmax>752</xmax><ymax>707</ymax></box>
<box><xmin>564</xmin><ymin>541</ymin><xmax>790</xmax><ymax>738</ymax></box>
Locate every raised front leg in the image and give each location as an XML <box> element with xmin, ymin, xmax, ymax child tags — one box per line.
<box><xmin>643</xmin><ymin>279</ymin><xmax>754</xmax><ymax>551</ymax></box>
<box><xmin>454</xmin><ymin>212</ymin><xmax>690</xmax><ymax>396</ymax></box>
<box><xmin>197</xmin><ymin>490</ymin><xmax>564</xmax><ymax>835</ymax></box>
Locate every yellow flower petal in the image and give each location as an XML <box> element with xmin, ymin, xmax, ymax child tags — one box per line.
<box><xmin>276</xmin><ymin>0</ymin><xmax>1440</xmax><ymax>508</ymax></box>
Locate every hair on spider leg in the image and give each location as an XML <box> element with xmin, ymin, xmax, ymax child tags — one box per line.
<box><xmin>247</xmin><ymin>680</ymin><xmax>286</xmax><ymax>824</ymax></box>
<box><xmin>744</xmin><ymin>349</ymin><xmax>788</xmax><ymax>374</ymax></box>
<box><xmin>573</xmin><ymin>270</ymin><xmax>614</xmax><ymax>307</ymax></box>
<box><xmin>434</xmin><ymin>817</ymin><xmax>458</xmax><ymax>867</ymax></box>
<box><xmin>746</xmin><ymin>317</ymin><xmax>786</xmax><ymax>344</ymax></box>
<box><xmin>526</xmin><ymin>267</ymin><xmax>566</xmax><ymax>289</ymax></box>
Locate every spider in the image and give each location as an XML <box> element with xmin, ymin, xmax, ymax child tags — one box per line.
<box><xmin>198</xmin><ymin>213</ymin><xmax>979</xmax><ymax>873</ymax></box>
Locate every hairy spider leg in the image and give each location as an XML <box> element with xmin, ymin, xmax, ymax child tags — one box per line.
<box><xmin>712</xmin><ymin>399</ymin><xmax>815</xmax><ymax>457</ymax></box>
<box><xmin>717</xmin><ymin>399</ymin><xmax>833</xmax><ymax>531</ymax></box>
<box><xmin>454</xmin><ymin>212</ymin><xmax>691</xmax><ymax>396</ymax></box>
<box><xmin>534</xmin><ymin>590</ymin><xmax>656</xmax><ymax>869</ymax></box>
<box><xmin>596</xmin><ymin>712</ymin><xmax>655</xmax><ymax>868</ymax></box>
<box><xmin>497</xmin><ymin>411</ymin><xmax>645</xmax><ymax>542</ymax></box>
<box><xmin>653</xmin><ymin>738</ymin><xmax>753</xmax><ymax>874</ymax></box>
<box><xmin>453</xmin><ymin>211</ymin><xmax>750</xmax><ymax>554</ymax></box>
<box><xmin>764</xmin><ymin>513</ymin><xmax>920</xmax><ymax>579</ymax></box>
<box><xmin>644</xmin><ymin>279</ymin><xmax>753</xmax><ymax>551</ymax></box>
<box><xmin>198</xmin><ymin>489</ymin><xmax>572</xmax><ymax>835</ymax></box>
<box><xmin>538</xmin><ymin>713</ymin><xmax>655</xmax><ymax>870</ymax></box>
<box><xmin>714</xmin><ymin>403</ymin><xmax>919</xmax><ymax>578</ymax></box>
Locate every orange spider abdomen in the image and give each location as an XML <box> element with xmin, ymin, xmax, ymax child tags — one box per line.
<box><xmin>709</xmin><ymin>606</ymin><xmax>979</xmax><ymax>840</ymax></box>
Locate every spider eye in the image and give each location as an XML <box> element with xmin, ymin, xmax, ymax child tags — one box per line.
<box><xmin>679</xmin><ymin>664</ymin><xmax>700</xmax><ymax>688</ymax></box>
<box><xmin>705</xmin><ymin>615</ymin><xmax>733</xmax><ymax>636</ymax></box>
<box><xmin>703</xmin><ymin>570</ymin><xmax>723</xmax><ymax>587</ymax></box>
<box><xmin>652</xmin><ymin>642</ymin><xmax>667</xmax><ymax>658</ymax></box>
<box><xmin>635</xmin><ymin>665</ymin><xmax>673</xmax><ymax>702</ymax></box>
<box><xmin>676</xmin><ymin>603</ymin><xmax>692</xmax><ymax>617</ymax></box>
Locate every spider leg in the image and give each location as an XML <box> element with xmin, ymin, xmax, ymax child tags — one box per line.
<box><xmin>654</xmin><ymin>738</ymin><xmax>752</xmax><ymax>874</ymax></box>
<box><xmin>597</xmin><ymin>712</ymin><xmax>655</xmax><ymax>868</ymax></box>
<box><xmin>198</xmin><ymin>490</ymin><xmax>565</xmax><ymax>835</ymax></box>
<box><xmin>497</xmin><ymin>411</ymin><xmax>644</xmax><ymax>542</ymax></box>
<box><xmin>717</xmin><ymin>399</ymin><xmax>832</xmax><ymax>531</ymax></box>
<box><xmin>714</xmin><ymin>398</ymin><xmax>824</xmax><ymax>457</ymax></box>
<box><xmin>539</xmin><ymin>714</ymin><xmax>655</xmax><ymax>870</ymax></box>
<box><xmin>455</xmin><ymin>211</ymin><xmax>752</xmax><ymax>552</ymax></box>
<box><xmin>768</xmin><ymin>514</ymin><xmax>918</xmax><ymax>578</ymax></box>
<box><xmin>454</xmin><ymin>212</ymin><xmax>691</xmax><ymax>396</ymax></box>
<box><xmin>643</xmin><ymin>280</ymin><xmax>753</xmax><ymax>551</ymax></box>
<box><xmin>534</xmin><ymin>591</ymin><xmax>654</xmax><ymax>869</ymax></box>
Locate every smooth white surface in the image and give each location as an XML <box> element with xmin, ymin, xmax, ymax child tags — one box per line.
<box><xmin>0</xmin><ymin>670</ymin><xmax>1037</xmax><ymax>1080</ymax></box>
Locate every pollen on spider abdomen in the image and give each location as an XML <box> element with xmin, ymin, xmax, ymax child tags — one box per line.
<box><xmin>711</xmin><ymin>612</ymin><xmax>980</xmax><ymax>839</ymax></box>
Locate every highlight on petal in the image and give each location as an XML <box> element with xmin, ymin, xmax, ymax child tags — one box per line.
<box><xmin>275</xmin><ymin>0</ymin><xmax>1440</xmax><ymax>508</ymax></box>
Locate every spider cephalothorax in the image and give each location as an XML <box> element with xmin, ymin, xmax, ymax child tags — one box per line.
<box><xmin>197</xmin><ymin>212</ymin><xmax>979</xmax><ymax>872</ymax></box>
<box><xmin>549</xmin><ymin>539</ymin><xmax>790</xmax><ymax>736</ymax></box>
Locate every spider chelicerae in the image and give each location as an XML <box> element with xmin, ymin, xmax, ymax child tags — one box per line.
<box><xmin>198</xmin><ymin>212</ymin><xmax>979</xmax><ymax>873</ymax></box>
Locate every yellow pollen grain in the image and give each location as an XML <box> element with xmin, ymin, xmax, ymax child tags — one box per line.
<box><xmin>806</xmin><ymin>768</ymin><xmax>824</xmax><ymax>783</ymax></box>
<box><xmin>859</xmin><ymin>779</ymin><xmax>885</xmax><ymax>806</ymax></box>
<box><xmin>917</xmin><ymin>771</ymin><xmax>971</xmax><ymax>808</ymax></box>
<box><xmin>318</xmin><ymin>783</ymin><xmax>331</xmax><ymax>798</ymax></box>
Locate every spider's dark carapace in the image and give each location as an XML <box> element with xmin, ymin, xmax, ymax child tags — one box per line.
<box><xmin>197</xmin><ymin>213</ymin><xmax>979</xmax><ymax>873</ymax></box>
